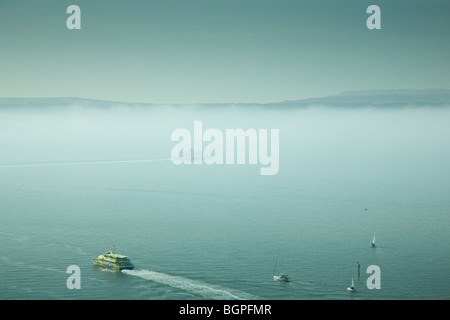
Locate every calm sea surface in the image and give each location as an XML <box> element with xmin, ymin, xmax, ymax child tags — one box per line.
<box><xmin>1</xmin><ymin>105</ymin><xmax>449</xmax><ymax>300</ymax></box>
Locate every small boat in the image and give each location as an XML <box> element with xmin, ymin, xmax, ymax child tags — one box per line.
<box><xmin>371</xmin><ymin>232</ymin><xmax>376</xmax><ymax>248</ymax></box>
<box><xmin>92</xmin><ymin>246</ymin><xmax>134</xmax><ymax>271</ymax></box>
<box><xmin>347</xmin><ymin>278</ymin><xmax>357</xmax><ymax>292</ymax></box>
<box><xmin>273</xmin><ymin>273</ymin><xmax>291</xmax><ymax>282</ymax></box>
<box><xmin>273</xmin><ymin>247</ymin><xmax>290</xmax><ymax>282</ymax></box>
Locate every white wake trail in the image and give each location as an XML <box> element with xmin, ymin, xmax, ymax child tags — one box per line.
<box><xmin>122</xmin><ymin>269</ymin><xmax>257</xmax><ymax>300</ymax></box>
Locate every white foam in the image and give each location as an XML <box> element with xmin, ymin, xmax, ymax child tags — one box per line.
<box><xmin>122</xmin><ymin>269</ymin><xmax>257</xmax><ymax>300</ymax></box>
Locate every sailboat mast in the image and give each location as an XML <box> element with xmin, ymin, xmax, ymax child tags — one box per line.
<box><xmin>273</xmin><ymin>247</ymin><xmax>280</xmax><ymax>275</ymax></box>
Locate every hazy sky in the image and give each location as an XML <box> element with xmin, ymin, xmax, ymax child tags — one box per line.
<box><xmin>1</xmin><ymin>0</ymin><xmax>449</xmax><ymax>103</ymax></box>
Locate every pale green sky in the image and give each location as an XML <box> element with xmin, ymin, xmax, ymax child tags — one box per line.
<box><xmin>1</xmin><ymin>0</ymin><xmax>449</xmax><ymax>103</ymax></box>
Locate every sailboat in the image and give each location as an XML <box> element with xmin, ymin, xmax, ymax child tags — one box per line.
<box><xmin>347</xmin><ymin>277</ymin><xmax>357</xmax><ymax>292</ymax></box>
<box><xmin>371</xmin><ymin>232</ymin><xmax>376</xmax><ymax>248</ymax></box>
<box><xmin>273</xmin><ymin>273</ymin><xmax>291</xmax><ymax>282</ymax></box>
<box><xmin>273</xmin><ymin>248</ymin><xmax>290</xmax><ymax>282</ymax></box>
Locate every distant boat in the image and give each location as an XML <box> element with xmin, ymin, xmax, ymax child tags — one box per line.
<box><xmin>273</xmin><ymin>247</ymin><xmax>290</xmax><ymax>282</ymax></box>
<box><xmin>347</xmin><ymin>278</ymin><xmax>357</xmax><ymax>292</ymax></box>
<box><xmin>273</xmin><ymin>273</ymin><xmax>291</xmax><ymax>282</ymax></box>
<box><xmin>371</xmin><ymin>233</ymin><xmax>376</xmax><ymax>248</ymax></box>
<box><xmin>92</xmin><ymin>245</ymin><xmax>134</xmax><ymax>271</ymax></box>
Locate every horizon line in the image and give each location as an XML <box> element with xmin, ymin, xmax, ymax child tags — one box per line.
<box><xmin>1</xmin><ymin>88</ymin><xmax>450</xmax><ymax>106</ymax></box>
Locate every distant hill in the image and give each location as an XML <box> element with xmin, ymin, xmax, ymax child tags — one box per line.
<box><xmin>280</xmin><ymin>89</ymin><xmax>450</xmax><ymax>108</ymax></box>
<box><xmin>1</xmin><ymin>89</ymin><xmax>450</xmax><ymax>109</ymax></box>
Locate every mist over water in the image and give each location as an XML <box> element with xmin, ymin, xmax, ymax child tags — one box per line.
<box><xmin>1</xmin><ymin>102</ymin><xmax>450</xmax><ymax>299</ymax></box>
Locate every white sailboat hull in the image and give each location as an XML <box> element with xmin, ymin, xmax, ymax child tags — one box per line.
<box><xmin>347</xmin><ymin>278</ymin><xmax>356</xmax><ymax>292</ymax></box>
<box><xmin>273</xmin><ymin>274</ymin><xmax>291</xmax><ymax>282</ymax></box>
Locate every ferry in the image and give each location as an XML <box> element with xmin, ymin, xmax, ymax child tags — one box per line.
<box><xmin>92</xmin><ymin>246</ymin><xmax>134</xmax><ymax>271</ymax></box>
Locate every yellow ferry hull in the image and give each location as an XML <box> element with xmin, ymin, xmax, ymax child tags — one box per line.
<box><xmin>92</xmin><ymin>257</ymin><xmax>134</xmax><ymax>271</ymax></box>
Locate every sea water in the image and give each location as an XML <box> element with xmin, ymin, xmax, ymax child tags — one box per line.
<box><xmin>1</xmin><ymin>104</ymin><xmax>449</xmax><ymax>300</ymax></box>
